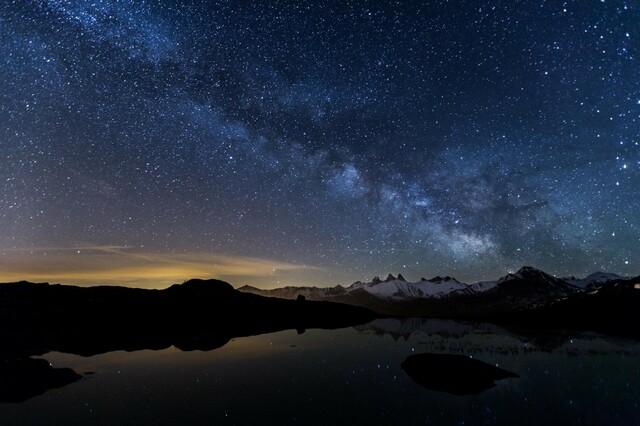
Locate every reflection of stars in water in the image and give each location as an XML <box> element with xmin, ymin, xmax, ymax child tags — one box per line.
<box><xmin>1</xmin><ymin>1</ymin><xmax>639</xmax><ymax>284</ymax></box>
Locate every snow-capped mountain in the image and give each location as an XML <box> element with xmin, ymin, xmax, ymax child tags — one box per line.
<box><xmin>240</xmin><ymin>272</ymin><xmax>485</xmax><ymax>301</ymax></box>
<box><xmin>494</xmin><ymin>266</ymin><xmax>577</xmax><ymax>293</ymax></box>
<box><xmin>237</xmin><ymin>266</ymin><xmax>629</xmax><ymax>310</ymax></box>
<box><xmin>345</xmin><ymin>273</ymin><xmax>470</xmax><ymax>300</ymax></box>
<box><xmin>563</xmin><ymin>272</ymin><xmax>627</xmax><ymax>288</ymax></box>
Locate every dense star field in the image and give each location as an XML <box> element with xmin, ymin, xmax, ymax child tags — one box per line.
<box><xmin>1</xmin><ymin>1</ymin><xmax>638</xmax><ymax>288</ymax></box>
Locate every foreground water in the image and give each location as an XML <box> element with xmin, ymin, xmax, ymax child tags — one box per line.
<box><xmin>2</xmin><ymin>318</ymin><xmax>639</xmax><ymax>425</ymax></box>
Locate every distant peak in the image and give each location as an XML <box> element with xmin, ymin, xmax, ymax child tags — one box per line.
<box><xmin>371</xmin><ymin>276</ymin><xmax>382</xmax><ymax>284</ymax></box>
<box><xmin>516</xmin><ymin>266</ymin><xmax>545</xmax><ymax>275</ymax></box>
<box><xmin>428</xmin><ymin>275</ymin><xmax>459</xmax><ymax>284</ymax></box>
<box><xmin>385</xmin><ymin>274</ymin><xmax>397</xmax><ymax>282</ymax></box>
<box><xmin>571</xmin><ymin>271</ymin><xmax>626</xmax><ymax>288</ymax></box>
<box><xmin>583</xmin><ymin>271</ymin><xmax>621</xmax><ymax>280</ymax></box>
<box><xmin>397</xmin><ymin>273</ymin><xmax>407</xmax><ymax>281</ymax></box>
<box><xmin>171</xmin><ymin>278</ymin><xmax>235</xmax><ymax>294</ymax></box>
<box><xmin>498</xmin><ymin>266</ymin><xmax>564</xmax><ymax>285</ymax></box>
<box><xmin>236</xmin><ymin>284</ymin><xmax>258</xmax><ymax>291</ymax></box>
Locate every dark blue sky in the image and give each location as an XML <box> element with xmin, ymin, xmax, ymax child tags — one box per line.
<box><xmin>1</xmin><ymin>1</ymin><xmax>638</xmax><ymax>287</ymax></box>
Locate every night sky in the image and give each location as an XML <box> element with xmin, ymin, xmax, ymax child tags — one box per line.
<box><xmin>1</xmin><ymin>1</ymin><xmax>638</xmax><ymax>288</ymax></box>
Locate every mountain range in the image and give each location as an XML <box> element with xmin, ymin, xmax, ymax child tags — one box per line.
<box><xmin>238</xmin><ymin>266</ymin><xmax>639</xmax><ymax>324</ymax></box>
<box><xmin>239</xmin><ymin>267</ymin><xmax>625</xmax><ymax>303</ymax></box>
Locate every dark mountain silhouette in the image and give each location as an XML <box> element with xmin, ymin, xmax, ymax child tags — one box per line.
<box><xmin>486</xmin><ymin>278</ymin><xmax>640</xmax><ymax>338</ymax></box>
<box><xmin>0</xmin><ymin>278</ymin><xmax>376</xmax><ymax>358</ymax></box>
<box><xmin>401</xmin><ymin>353</ymin><xmax>519</xmax><ymax>395</ymax></box>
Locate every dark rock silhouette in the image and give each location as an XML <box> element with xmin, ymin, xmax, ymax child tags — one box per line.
<box><xmin>487</xmin><ymin>278</ymin><xmax>640</xmax><ymax>338</ymax></box>
<box><xmin>401</xmin><ymin>353</ymin><xmax>519</xmax><ymax>395</ymax></box>
<box><xmin>0</xmin><ymin>357</ymin><xmax>82</xmax><ymax>403</ymax></box>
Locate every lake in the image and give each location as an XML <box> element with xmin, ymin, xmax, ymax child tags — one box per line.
<box><xmin>2</xmin><ymin>318</ymin><xmax>639</xmax><ymax>425</ymax></box>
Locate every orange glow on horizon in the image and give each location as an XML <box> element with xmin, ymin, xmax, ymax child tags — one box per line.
<box><xmin>0</xmin><ymin>246</ymin><xmax>323</xmax><ymax>289</ymax></box>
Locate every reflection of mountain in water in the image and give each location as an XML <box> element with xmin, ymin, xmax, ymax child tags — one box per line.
<box><xmin>357</xmin><ymin>317</ymin><xmax>640</xmax><ymax>356</ymax></box>
<box><xmin>0</xmin><ymin>357</ymin><xmax>82</xmax><ymax>403</ymax></box>
<box><xmin>356</xmin><ymin>317</ymin><xmax>477</xmax><ymax>339</ymax></box>
<box><xmin>401</xmin><ymin>353</ymin><xmax>519</xmax><ymax>395</ymax></box>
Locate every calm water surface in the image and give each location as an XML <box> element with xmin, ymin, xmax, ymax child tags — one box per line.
<box><xmin>2</xmin><ymin>319</ymin><xmax>639</xmax><ymax>425</ymax></box>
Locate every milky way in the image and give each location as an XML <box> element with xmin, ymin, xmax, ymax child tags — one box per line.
<box><xmin>1</xmin><ymin>1</ymin><xmax>638</xmax><ymax>287</ymax></box>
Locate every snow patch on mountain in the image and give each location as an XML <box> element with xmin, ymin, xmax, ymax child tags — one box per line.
<box><xmin>346</xmin><ymin>275</ymin><xmax>476</xmax><ymax>300</ymax></box>
<box><xmin>465</xmin><ymin>280</ymin><xmax>498</xmax><ymax>293</ymax></box>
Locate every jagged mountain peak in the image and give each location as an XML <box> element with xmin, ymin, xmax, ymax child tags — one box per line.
<box><xmin>236</xmin><ymin>266</ymin><xmax>630</xmax><ymax>308</ymax></box>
